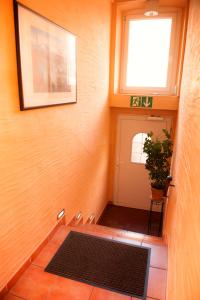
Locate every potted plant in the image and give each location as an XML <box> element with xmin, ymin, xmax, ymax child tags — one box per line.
<box><xmin>143</xmin><ymin>129</ymin><xmax>173</xmax><ymax>199</ymax></box>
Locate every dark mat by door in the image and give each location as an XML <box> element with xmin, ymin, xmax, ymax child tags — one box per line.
<box><xmin>45</xmin><ymin>231</ymin><xmax>150</xmax><ymax>299</ymax></box>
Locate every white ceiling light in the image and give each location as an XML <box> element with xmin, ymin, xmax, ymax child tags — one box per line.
<box><xmin>144</xmin><ymin>0</ymin><xmax>159</xmax><ymax>17</ymax></box>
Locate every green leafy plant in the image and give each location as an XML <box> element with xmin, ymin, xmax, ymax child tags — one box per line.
<box><xmin>143</xmin><ymin>129</ymin><xmax>173</xmax><ymax>190</ymax></box>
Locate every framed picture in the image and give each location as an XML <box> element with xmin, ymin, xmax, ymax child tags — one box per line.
<box><xmin>14</xmin><ymin>1</ymin><xmax>77</xmax><ymax>110</ymax></box>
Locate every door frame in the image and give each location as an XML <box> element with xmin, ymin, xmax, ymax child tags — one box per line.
<box><xmin>113</xmin><ymin>114</ymin><xmax>172</xmax><ymax>206</ymax></box>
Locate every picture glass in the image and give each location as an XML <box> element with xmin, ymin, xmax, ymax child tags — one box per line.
<box><xmin>15</xmin><ymin>4</ymin><xmax>77</xmax><ymax>109</ymax></box>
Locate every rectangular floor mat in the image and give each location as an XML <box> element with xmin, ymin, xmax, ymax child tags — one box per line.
<box><xmin>45</xmin><ymin>231</ymin><xmax>150</xmax><ymax>299</ymax></box>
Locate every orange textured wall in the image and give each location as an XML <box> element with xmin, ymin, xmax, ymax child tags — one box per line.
<box><xmin>165</xmin><ymin>0</ymin><xmax>200</xmax><ymax>299</ymax></box>
<box><xmin>0</xmin><ymin>0</ymin><xmax>111</xmax><ymax>289</ymax></box>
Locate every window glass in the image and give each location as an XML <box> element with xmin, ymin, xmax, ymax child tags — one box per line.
<box><xmin>131</xmin><ymin>133</ymin><xmax>148</xmax><ymax>164</ymax></box>
<box><xmin>126</xmin><ymin>18</ymin><xmax>172</xmax><ymax>88</ymax></box>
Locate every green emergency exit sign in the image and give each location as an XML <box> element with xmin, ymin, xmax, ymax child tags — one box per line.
<box><xmin>130</xmin><ymin>96</ymin><xmax>153</xmax><ymax>108</ymax></box>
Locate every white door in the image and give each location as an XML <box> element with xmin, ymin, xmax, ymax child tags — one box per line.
<box><xmin>114</xmin><ymin>115</ymin><xmax>172</xmax><ymax>210</ymax></box>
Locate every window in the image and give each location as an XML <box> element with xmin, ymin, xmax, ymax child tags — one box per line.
<box><xmin>131</xmin><ymin>133</ymin><xmax>148</xmax><ymax>164</ymax></box>
<box><xmin>120</xmin><ymin>11</ymin><xmax>181</xmax><ymax>95</ymax></box>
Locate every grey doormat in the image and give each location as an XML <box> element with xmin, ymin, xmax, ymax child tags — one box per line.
<box><xmin>45</xmin><ymin>231</ymin><xmax>150</xmax><ymax>299</ymax></box>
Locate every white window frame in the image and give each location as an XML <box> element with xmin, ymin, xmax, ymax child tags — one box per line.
<box><xmin>120</xmin><ymin>9</ymin><xmax>182</xmax><ymax>95</ymax></box>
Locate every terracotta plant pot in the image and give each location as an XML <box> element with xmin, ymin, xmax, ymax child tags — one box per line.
<box><xmin>151</xmin><ymin>187</ymin><xmax>164</xmax><ymax>200</ymax></box>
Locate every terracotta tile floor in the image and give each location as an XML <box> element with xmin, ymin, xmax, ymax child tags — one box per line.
<box><xmin>3</xmin><ymin>224</ymin><xmax>168</xmax><ymax>300</ymax></box>
<box><xmin>98</xmin><ymin>204</ymin><xmax>162</xmax><ymax>236</ymax></box>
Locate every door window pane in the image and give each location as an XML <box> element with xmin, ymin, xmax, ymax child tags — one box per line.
<box><xmin>131</xmin><ymin>133</ymin><xmax>148</xmax><ymax>164</ymax></box>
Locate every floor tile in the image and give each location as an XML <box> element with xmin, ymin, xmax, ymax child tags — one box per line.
<box><xmin>79</xmin><ymin>225</ymin><xmax>144</xmax><ymax>242</ymax></box>
<box><xmin>74</xmin><ymin>226</ymin><xmax>113</xmax><ymax>239</ymax></box>
<box><xmin>32</xmin><ymin>242</ymin><xmax>60</xmax><ymax>268</ymax></box>
<box><xmin>112</xmin><ymin>236</ymin><xmax>141</xmax><ymax>246</ymax></box>
<box><xmin>43</xmin><ymin>276</ymin><xmax>92</xmax><ymax>300</ymax></box>
<box><xmin>143</xmin><ymin>235</ymin><xmax>165</xmax><ymax>246</ymax></box>
<box><xmin>49</xmin><ymin>226</ymin><xmax>71</xmax><ymax>245</ymax></box>
<box><xmin>10</xmin><ymin>265</ymin><xmax>57</xmax><ymax>299</ymax></box>
<box><xmin>142</xmin><ymin>242</ymin><xmax>168</xmax><ymax>269</ymax></box>
<box><xmin>10</xmin><ymin>265</ymin><xmax>92</xmax><ymax>300</ymax></box>
<box><xmin>90</xmin><ymin>287</ymin><xmax>131</xmax><ymax>300</ymax></box>
<box><xmin>85</xmin><ymin>231</ymin><xmax>113</xmax><ymax>239</ymax></box>
<box><xmin>3</xmin><ymin>294</ymin><xmax>26</xmax><ymax>300</ymax></box>
<box><xmin>114</xmin><ymin>231</ymin><xmax>144</xmax><ymax>244</ymax></box>
<box><xmin>147</xmin><ymin>267</ymin><xmax>167</xmax><ymax>300</ymax></box>
<box><xmin>82</xmin><ymin>224</ymin><xmax>130</xmax><ymax>237</ymax></box>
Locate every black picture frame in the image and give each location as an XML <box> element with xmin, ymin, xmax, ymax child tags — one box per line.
<box><xmin>14</xmin><ymin>1</ymin><xmax>77</xmax><ymax>110</ymax></box>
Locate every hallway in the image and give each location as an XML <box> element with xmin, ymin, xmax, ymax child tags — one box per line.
<box><xmin>1</xmin><ymin>0</ymin><xmax>200</xmax><ymax>299</ymax></box>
